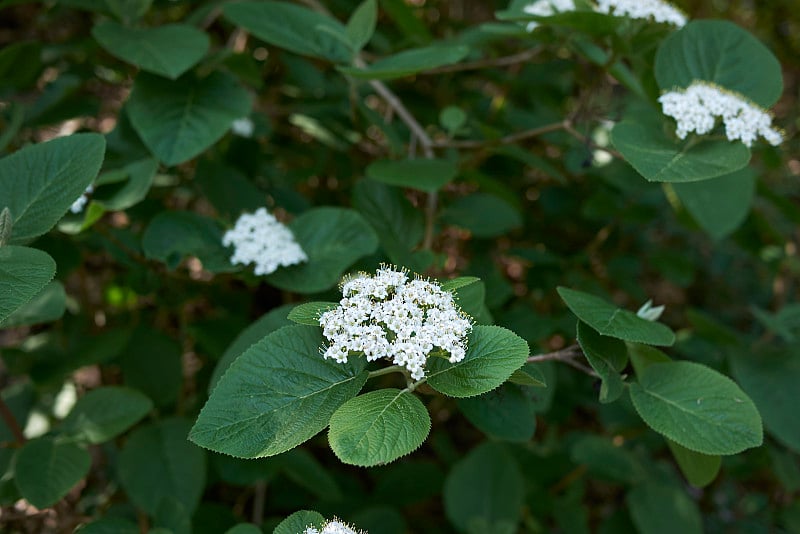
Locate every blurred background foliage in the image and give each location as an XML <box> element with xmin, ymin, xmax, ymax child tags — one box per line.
<box><xmin>0</xmin><ymin>0</ymin><xmax>799</xmax><ymax>532</ymax></box>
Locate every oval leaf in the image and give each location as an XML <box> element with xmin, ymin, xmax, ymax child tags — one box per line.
<box><xmin>142</xmin><ymin>211</ymin><xmax>235</xmax><ymax>272</ymax></box>
<box><xmin>328</xmin><ymin>388</ymin><xmax>431</xmax><ymax>466</ymax></box>
<box><xmin>61</xmin><ymin>386</ymin><xmax>153</xmax><ymax>444</ymax></box>
<box><xmin>443</xmin><ymin>442</ymin><xmax>524</xmax><ymax>533</ymax></box>
<box><xmin>666</xmin><ymin>439</ymin><xmax>721</xmax><ymax>488</ymax></box>
<box><xmin>0</xmin><ymin>280</ymin><xmax>66</xmax><ymax>328</ymax></box>
<box><xmin>190</xmin><ymin>325</ymin><xmax>368</xmax><ymax>458</ymax></box>
<box><xmin>627</xmin><ymin>482</ymin><xmax>703</xmax><ymax>534</ymax></box>
<box><xmin>442</xmin><ymin>193</ymin><xmax>523</xmax><ymax>238</ymax></box>
<box><xmin>427</xmin><ymin>325</ymin><xmax>529</xmax><ymax>398</ymax></box>
<box><xmin>14</xmin><ymin>438</ymin><xmax>91</xmax><ymax>509</ymax></box>
<box><xmin>457</xmin><ymin>383</ymin><xmax>537</xmax><ymax>442</ymax></box>
<box><xmin>577</xmin><ymin>320</ymin><xmax>628</xmax><ymax>403</ymax></box>
<box><xmin>265</xmin><ymin>207</ymin><xmax>379</xmax><ymax>294</ymax></box>
<box><xmin>629</xmin><ymin>361</ymin><xmax>763</xmax><ymax>455</ymax></box>
<box><xmin>287</xmin><ymin>301</ymin><xmax>338</xmax><ymax>326</ymax></box>
<box><xmin>273</xmin><ymin>510</ymin><xmax>326</xmax><ymax>534</ymax></box>
<box><xmin>730</xmin><ymin>346</ymin><xmax>800</xmax><ymax>453</ymax></box>
<box><xmin>339</xmin><ymin>45</ymin><xmax>469</xmax><ymax>80</ymax></box>
<box><xmin>672</xmin><ymin>167</ymin><xmax>756</xmax><ymax>240</ymax></box>
<box><xmin>223</xmin><ymin>1</ymin><xmax>352</xmax><ymax>63</ymax></box>
<box><xmin>558</xmin><ymin>287</ymin><xmax>675</xmax><ymax>346</ymax></box>
<box><xmin>0</xmin><ymin>133</ymin><xmax>105</xmax><ymax>244</ymax></box>
<box><xmin>655</xmin><ymin>20</ymin><xmax>783</xmax><ymax>108</ymax></box>
<box><xmin>612</xmin><ymin>120</ymin><xmax>751</xmax><ymax>183</ymax></box>
<box><xmin>119</xmin><ymin>418</ymin><xmax>206</xmax><ymax>516</ymax></box>
<box><xmin>0</xmin><ymin>246</ymin><xmax>56</xmax><ymax>324</ymax></box>
<box><xmin>92</xmin><ymin>22</ymin><xmax>209</xmax><ymax>79</ymax></box>
<box><xmin>366</xmin><ymin>158</ymin><xmax>457</xmax><ymax>193</ymax></box>
<box><xmin>127</xmin><ymin>72</ymin><xmax>252</xmax><ymax>166</ymax></box>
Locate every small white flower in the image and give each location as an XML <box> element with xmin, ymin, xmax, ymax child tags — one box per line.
<box><xmin>69</xmin><ymin>185</ymin><xmax>94</xmax><ymax>214</ymax></box>
<box><xmin>231</xmin><ymin>117</ymin><xmax>255</xmax><ymax>138</ymax></box>
<box><xmin>658</xmin><ymin>81</ymin><xmax>783</xmax><ymax>147</ymax></box>
<box><xmin>596</xmin><ymin>0</ymin><xmax>687</xmax><ymax>27</ymax></box>
<box><xmin>637</xmin><ymin>299</ymin><xmax>665</xmax><ymax>321</ymax></box>
<box><xmin>319</xmin><ymin>266</ymin><xmax>473</xmax><ymax>380</ymax></box>
<box><xmin>523</xmin><ymin>0</ymin><xmax>576</xmax><ymax>31</ymax></box>
<box><xmin>222</xmin><ymin>207</ymin><xmax>307</xmax><ymax>275</ymax></box>
<box><xmin>305</xmin><ymin>519</ymin><xmax>365</xmax><ymax>534</ymax></box>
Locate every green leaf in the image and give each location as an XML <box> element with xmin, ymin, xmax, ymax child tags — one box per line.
<box><xmin>570</xmin><ymin>435</ymin><xmax>645</xmax><ymax>484</ymax></box>
<box><xmin>142</xmin><ymin>211</ymin><xmax>235</xmax><ymax>272</ymax></box>
<box><xmin>61</xmin><ymin>386</ymin><xmax>153</xmax><ymax>444</ymax></box>
<box><xmin>457</xmin><ymin>383</ymin><xmax>537</xmax><ymax>442</ymax></box>
<box><xmin>557</xmin><ymin>287</ymin><xmax>675</xmax><ymax>346</ymax></box>
<box><xmin>576</xmin><ymin>320</ymin><xmax>628</xmax><ymax>403</ymax></box>
<box><xmin>440</xmin><ymin>276</ymin><xmax>481</xmax><ymax>293</ymax></box>
<box><xmin>365</xmin><ymin>158</ymin><xmax>458</xmax><ymax>193</ymax></box>
<box><xmin>74</xmin><ymin>518</ymin><xmax>140</xmax><ymax>534</ymax></box>
<box><xmin>209</xmin><ymin>304</ymin><xmax>294</xmax><ymax>393</ymax></box>
<box><xmin>190</xmin><ymin>325</ymin><xmax>368</xmax><ymax>458</ymax></box>
<box><xmin>328</xmin><ymin>388</ymin><xmax>431</xmax><ymax>466</ymax></box>
<box><xmin>266</xmin><ymin>207</ymin><xmax>379</xmax><ymax>294</ymax></box>
<box><xmin>339</xmin><ymin>44</ymin><xmax>469</xmax><ymax>80</ymax></box>
<box><xmin>352</xmin><ymin>180</ymin><xmax>425</xmax><ymax>269</ymax></box>
<box><xmin>444</xmin><ymin>442</ymin><xmax>524</xmax><ymax>533</ymax></box>
<box><xmin>0</xmin><ymin>245</ymin><xmax>56</xmax><ymax>324</ymax></box>
<box><xmin>224</xmin><ymin>524</ymin><xmax>262</xmax><ymax>534</ymax></box>
<box><xmin>627</xmin><ymin>482</ymin><xmax>703</xmax><ymax>534</ymax></box>
<box><xmin>223</xmin><ymin>1</ymin><xmax>352</xmax><ymax>63</ymax></box>
<box><xmin>427</xmin><ymin>325</ymin><xmax>529</xmax><ymax>398</ymax></box>
<box><xmin>118</xmin><ymin>418</ymin><xmax>206</xmax><ymax>516</ymax></box>
<box><xmin>120</xmin><ymin>326</ymin><xmax>183</xmax><ymax>408</ymax></box>
<box><xmin>273</xmin><ymin>510</ymin><xmax>325</xmax><ymax>534</ymax></box>
<box><xmin>442</xmin><ymin>193</ymin><xmax>523</xmax><ymax>238</ymax></box>
<box><xmin>627</xmin><ymin>343</ymin><xmax>672</xmax><ymax>377</ymax></box>
<box><xmin>508</xmin><ymin>363</ymin><xmax>547</xmax><ymax>387</ymax></box>
<box><xmin>629</xmin><ymin>361</ymin><xmax>763</xmax><ymax>455</ymax></box>
<box><xmin>730</xmin><ymin>346</ymin><xmax>800</xmax><ymax>453</ymax></box>
<box><xmin>127</xmin><ymin>72</ymin><xmax>252</xmax><ymax>166</ymax></box>
<box><xmin>92</xmin><ymin>22</ymin><xmax>209</xmax><ymax>79</ymax></box>
<box><xmin>655</xmin><ymin>20</ymin><xmax>783</xmax><ymax>108</ymax></box>
<box><xmin>612</xmin><ymin>120</ymin><xmax>751</xmax><ymax>183</ymax></box>
<box><xmin>14</xmin><ymin>438</ymin><xmax>91</xmax><ymax>509</ymax></box>
<box><xmin>672</xmin><ymin>168</ymin><xmax>756</xmax><ymax>240</ymax></box>
<box><xmin>346</xmin><ymin>0</ymin><xmax>377</xmax><ymax>51</ymax></box>
<box><xmin>280</xmin><ymin>448</ymin><xmax>342</xmax><ymax>500</ymax></box>
<box><xmin>287</xmin><ymin>301</ymin><xmax>338</xmax><ymax>326</ymax></box>
<box><xmin>449</xmin><ymin>278</ymin><xmax>485</xmax><ymax>321</ymax></box>
<box><xmin>0</xmin><ymin>280</ymin><xmax>65</xmax><ymax>327</ymax></box>
<box><xmin>666</xmin><ymin>439</ymin><xmax>721</xmax><ymax>488</ymax></box>
<box><xmin>0</xmin><ymin>133</ymin><xmax>105</xmax><ymax>244</ymax></box>
<box><xmin>93</xmin><ymin>158</ymin><xmax>157</xmax><ymax>212</ymax></box>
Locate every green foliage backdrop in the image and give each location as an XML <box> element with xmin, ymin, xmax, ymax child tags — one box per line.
<box><xmin>0</xmin><ymin>0</ymin><xmax>799</xmax><ymax>533</ymax></box>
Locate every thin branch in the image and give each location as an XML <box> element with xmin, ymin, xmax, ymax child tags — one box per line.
<box><xmin>528</xmin><ymin>344</ymin><xmax>598</xmax><ymax>377</ymax></box>
<box><xmin>434</xmin><ymin>121</ymin><xmax>566</xmax><ymax>149</ymax></box>
<box><xmin>368</xmin><ymin>365</ymin><xmax>403</xmax><ymax>379</ymax></box>
<box><xmin>0</xmin><ymin>395</ymin><xmax>25</xmax><ymax>445</ymax></box>
<box><xmin>422</xmin><ymin>47</ymin><xmax>543</xmax><ymax>75</ymax></box>
<box><xmin>252</xmin><ymin>481</ymin><xmax>267</xmax><ymax>525</ymax></box>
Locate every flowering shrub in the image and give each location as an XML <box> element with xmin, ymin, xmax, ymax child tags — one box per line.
<box><xmin>0</xmin><ymin>0</ymin><xmax>798</xmax><ymax>532</ymax></box>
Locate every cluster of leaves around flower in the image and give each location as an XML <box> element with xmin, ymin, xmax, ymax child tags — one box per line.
<box><xmin>0</xmin><ymin>0</ymin><xmax>798</xmax><ymax>532</ymax></box>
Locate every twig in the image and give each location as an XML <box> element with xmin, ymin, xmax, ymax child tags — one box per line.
<box><xmin>0</xmin><ymin>395</ymin><xmax>25</xmax><ymax>445</ymax></box>
<box><xmin>252</xmin><ymin>481</ymin><xmax>266</xmax><ymax>525</ymax></box>
<box><xmin>422</xmin><ymin>47</ymin><xmax>543</xmax><ymax>74</ymax></box>
<box><xmin>528</xmin><ymin>344</ymin><xmax>598</xmax><ymax>377</ymax></box>
<box><xmin>368</xmin><ymin>365</ymin><xmax>403</xmax><ymax>379</ymax></box>
<box><xmin>434</xmin><ymin>121</ymin><xmax>566</xmax><ymax>149</ymax></box>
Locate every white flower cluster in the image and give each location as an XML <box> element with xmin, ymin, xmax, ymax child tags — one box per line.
<box><xmin>69</xmin><ymin>185</ymin><xmax>94</xmax><ymax>214</ymax></box>
<box><xmin>523</xmin><ymin>0</ymin><xmax>575</xmax><ymax>31</ymax></box>
<box><xmin>319</xmin><ymin>267</ymin><xmax>473</xmax><ymax>380</ymax></box>
<box><xmin>658</xmin><ymin>82</ymin><xmax>783</xmax><ymax>147</ymax></box>
<box><xmin>596</xmin><ymin>0</ymin><xmax>687</xmax><ymax>27</ymax></box>
<box><xmin>305</xmin><ymin>519</ymin><xmax>364</xmax><ymax>534</ymax></box>
<box><xmin>222</xmin><ymin>208</ymin><xmax>308</xmax><ymax>275</ymax></box>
